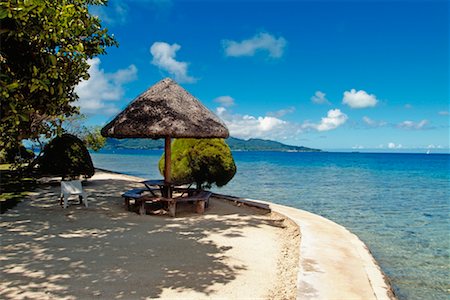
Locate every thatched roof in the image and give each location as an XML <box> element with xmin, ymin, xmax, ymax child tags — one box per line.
<box><xmin>101</xmin><ymin>78</ymin><xmax>229</xmax><ymax>139</ymax></box>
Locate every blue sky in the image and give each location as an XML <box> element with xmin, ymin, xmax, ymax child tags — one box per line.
<box><xmin>77</xmin><ymin>0</ymin><xmax>449</xmax><ymax>152</ymax></box>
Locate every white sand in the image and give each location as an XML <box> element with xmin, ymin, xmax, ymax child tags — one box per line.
<box><xmin>0</xmin><ymin>171</ymin><xmax>299</xmax><ymax>299</ymax></box>
<box><xmin>237</xmin><ymin>198</ymin><xmax>396</xmax><ymax>300</ymax></box>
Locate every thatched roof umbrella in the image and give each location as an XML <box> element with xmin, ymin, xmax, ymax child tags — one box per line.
<box><xmin>101</xmin><ymin>78</ymin><xmax>229</xmax><ymax>196</ymax></box>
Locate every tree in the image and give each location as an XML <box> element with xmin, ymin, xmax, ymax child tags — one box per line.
<box><xmin>63</xmin><ymin>115</ymin><xmax>106</xmax><ymax>151</ymax></box>
<box><xmin>82</xmin><ymin>127</ymin><xmax>106</xmax><ymax>151</ymax></box>
<box><xmin>37</xmin><ymin>133</ymin><xmax>95</xmax><ymax>179</ymax></box>
<box><xmin>159</xmin><ymin>138</ymin><xmax>237</xmax><ymax>189</ymax></box>
<box><xmin>0</xmin><ymin>143</ymin><xmax>34</xmax><ymax>164</ymax></box>
<box><xmin>0</xmin><ymin>0</ymin><xmax>117</xmax><ymax>154</ymax></box>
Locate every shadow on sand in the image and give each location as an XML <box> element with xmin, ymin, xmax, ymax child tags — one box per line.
<box><xmin>0</xmin><ymin>176</ymin><xmax>285</xmax><ymax>299</ymax></box>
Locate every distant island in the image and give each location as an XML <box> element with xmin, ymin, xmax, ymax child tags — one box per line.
<box><xmin>103</xmin><ymin>137</ymin><xmax>321</xmax><ymax>152</ymax></box>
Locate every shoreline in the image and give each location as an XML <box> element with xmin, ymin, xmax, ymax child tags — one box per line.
<box><xmin>94</xmin><ymin>167</ymin><xmax>396</xmax><ymax>299</ymax></box>
<box><xmin>219</xmin><ymin>195</ymin><xmax>396</xmax><ymax>299</ymax></box>
<box><xmin>1</xmin><ymin>167</ymin><xmax>395</xmax><ymax>299</ymax></box>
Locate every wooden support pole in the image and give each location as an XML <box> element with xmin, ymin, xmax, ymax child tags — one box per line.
<box><xmin>139</xmin><ymin>200</ymin><xmax>146</xmax><ymax>215</ymax></box>
<box><xmin>124</xmin><ymin>198</ymin><xmax>130</xmax><ymax>211</ymax></box>
<box><xmin>164</xmin><ymin>136</ymin><xmax>172</xmax><ymax>198</ymax></box>
<box><xmin>168</xmin><ymin>200</ymin><xmax>176</xmax><ymax>217</ymax></box>
<box><xmin>196</xmin><ymin>200</ymin><xmax>205</xmax><ymax>214</ymax></box>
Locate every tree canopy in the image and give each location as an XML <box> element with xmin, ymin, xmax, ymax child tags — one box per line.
<box><xmin>0</xmin><ymin>143</ymin><xmax>34</xmax><ymax>164</ymax></box>
<box><xmin>159</xmin><ymin>138</ymin><xmax>237</xmax><ymax>189</ymax></box>
<box><xmin>64</xmin><ymin>115</ymin><xmax>106</xmax><ymax>151</ymax></box>
<box><xmin>0</xmin><ymin>0</ymin><xmax>117</xmax><ymax>153</ymax></box>
<box><xmin>37</xmin><ymin>133</ymin><xmax>95</xmax><ymax>179</ymax></box>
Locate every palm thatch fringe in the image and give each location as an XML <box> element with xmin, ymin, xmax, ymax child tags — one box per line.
<box><xmin>101</xmin><ymin>78</ymin><xmax>229</xmax><ymax>139</ymax></box>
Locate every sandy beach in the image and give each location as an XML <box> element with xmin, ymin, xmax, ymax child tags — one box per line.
<box><xmin>0</xmin><ymin>171</ymin><xmax>300</xmax><ymax>299</ymax></box>
<box><xmin>1</xmin><ymin>169</ymin><xmax>395</xmax><ymax>299</ymax></box>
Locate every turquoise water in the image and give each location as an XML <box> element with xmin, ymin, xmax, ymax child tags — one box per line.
<box><xmin>91</xmin><ymin>150</ymin><xmax>450</xmax><ymax>300</ymax></box>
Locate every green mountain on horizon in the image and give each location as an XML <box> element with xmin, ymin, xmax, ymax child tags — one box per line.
<box><xmin>103</xmin><ymin>137</ymin><xmax>321</xmax><ymax>152</ymax></box>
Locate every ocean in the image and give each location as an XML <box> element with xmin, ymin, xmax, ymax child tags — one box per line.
<box><xmin>91</xmin><ymin>150</ymin><xmax>450</xmax><ymax>300</ymax></box>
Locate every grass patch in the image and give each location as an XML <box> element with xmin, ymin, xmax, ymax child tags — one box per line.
<box><xmin>0</xmin><ymin>163</ymin><xmax>12</xmax><ymax>171</ymax></box>
<box><xmin>0</xmin><ymin>192</ymin><xmax>29</xmax><ymax>213</ymax></box>
<box><xmin>0</xmin><ymin>164</ymin><xmax>37</xmax><ymax>213</ymax></box>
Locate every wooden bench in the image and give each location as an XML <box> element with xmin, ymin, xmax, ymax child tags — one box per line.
<box><xmin>174</xmin><ymin>191</ymin><xmax>211</xmax><ymax>206</ymax></box>
<box><xmin>122</xmin><ymin>188</ymin><xmax>159</xmax><ymax>215</ymax></box>
<box><xmin>122</xmin><ymin>188</ymin><xmax>147</xmax><ymax>199</ymax></box>
<box><xmin>164</xmin><ymin>191</ymin><xmax>212</xmax><ymax>217</ymax></box>
<box><xmin>122</xmin><ymin>187</ymin><xmax>212</xmax><ymax>217</ymax></box>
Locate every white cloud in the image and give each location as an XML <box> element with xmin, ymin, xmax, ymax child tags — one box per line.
<box><xmin>267</xmin><ymin>106</ymin><xmax>295</xmax><ymax>117</ymax></box>
<box><xmin>362</xmin><ymin>116</ymin><xmax>376</xmax><ymax>126</ymax></box>
<box><xmin>438</xmin><ymin>110</ymin><xmax>449</xmax><ymax>116</ymax></box>
<box><xmin>216</xmin><ymin>107</ymin><xmax>226</xmax><ymax>116</ymax></box>
<box><xmin>316</xmin><ymin>109</ymin><xmax>348</xmax><ymax>131</ymax></box>
<box><xmin>258</xmin><ymin>116</ymin><xmax>286</xmax><ymax>131</ymax></box>
<box><xmin>352</xmin><ymin>145</ymin><xmax>365</xmax><ymax>149</ymax></box>
<box><xmin>362</xmin><ymin>116</ymin><xmax>387</xmax><ymax>127</ymax></box>
<box><xmin>74</xmin><ymin>58</ymin><xmax>137</xmax><ymax>115</ymax></box>
<box><xmin>404</xmin><ymin>104</ymin><xmax>413</xmax><ymax>109</ymax></box>
<box><xmin>216</xmin><ymin>107</ymin><xmax>290</xmax><ymax>139</ymax></box>
<box><xmin>311</xmin><ymin>91</ymin><xmax>330</xmax><ymax>105</ymax></box>
<box><xmin>150</xmin><ymin>42</ymin><xmax>196</xmax><ymax>83</ymax></box>
<box><xmin>388</xmin><ymin>142</ymin><xmax>402</xmax><ymax>149</ymax></box>
<box><xmin>215</xmin><ymin>106</ymin><xmax>347</xmax><ymax>140</ymax></box>
<box><xmin>342</xmin><ymin>89</ymin><xmax>378</xmax><ymax>109</ymax></box>
<box><xmin>303</xmin><ymin>109</ymin><xmax>348</xmax><ymax>132</ymax></box>
<box><xmin>427</xmin><ymin>144</ymin><xmax>443</xmax><ymax>149</ymax></box>
<box><xmin>214</xmin><ymin>96</ymin><xmax>235</xmax><ymax>107</ymax></box>
<box><xmin>222</xmin><ymin>32</ymin><xmax>287</xmax><ymax>59</ymax></box>
<box><xmin>398</xmin><ymin>119</ymin><xmax>429</xmax><ymax>130</ymax></box>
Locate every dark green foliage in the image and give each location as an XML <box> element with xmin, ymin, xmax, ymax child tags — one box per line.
<box><xmin>159</xmin><ymin>139</ymin><xmax>236</xmax><ymax>189</ymax></box>
<box><xmin>0</xmin><ymin>167</ymin><xmax>36</xmax><ymax>214</ymax></box>
<box><xmin>83</xmin><ymin>127</ymin><xmax>106</xmax><ymax>151</ymax></box>
<box><xmin>38</xmin><ymin>134</ymin><xmax>94</xmax><ymax>179</ymax></box>
<box><xmin>64</xmin><ymin>116</ymin><xmax>106</xmax><ymax>151</ymax></box>
<box><xmin>0</xmin><ymin>0</ymin><xmax>117</xmax><ymax>153</ymax></box>
<box><xmin>0</xmin><ymin>144</ymin><xmax>35</xmax><ymax>164</ymax></box>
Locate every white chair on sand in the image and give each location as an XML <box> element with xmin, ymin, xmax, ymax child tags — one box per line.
<box><xmin>60</xmin><ymin>180</ymin><xmax>88</xmax><ymax>208</ymax></box>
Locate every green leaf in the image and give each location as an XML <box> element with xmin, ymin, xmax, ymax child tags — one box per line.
<box><xmin>49</xmin><ymin>55</ymin><xmax>57</xmax><ymax>65</ymax></box>
<box><xmin>6</xmin><ymin>82</ymin><xmax>19</xmax><ymax>90</ymax></box>
<box><xmin>19</xmin><ymin>114</ymin><xmax>29</xmax><ymax>122</ymax></box>
<box><xmin>1</xmin><ymin>0</ymin><xmax>117</xmax><ymax>153</ymax></box>
<box><xmin>0</xmin><ymin>8</ymin><xmax>8</xmax><ymax>19</ymax></box>
<box><xmin>30</xmin><ymin>84</ymin><xmax>39</xmax><ymax>93</ymax></box>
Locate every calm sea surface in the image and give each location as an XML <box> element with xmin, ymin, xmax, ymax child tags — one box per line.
<box><xmin>91</xmin><ymin>150</ymin><xmax>450</xmax><ymax>300</ymax></box>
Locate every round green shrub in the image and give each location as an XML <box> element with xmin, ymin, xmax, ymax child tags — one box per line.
<box><xmin>38</xmin><ymin>134</ymin><xmax>94</xmax><ymax>179</ymax></box>
<box><xmin>159</xmin><ymin>138</ymin><xmax>236</xmax><ymax>189</ymax></box>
